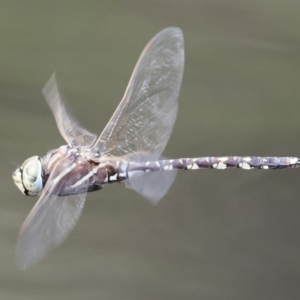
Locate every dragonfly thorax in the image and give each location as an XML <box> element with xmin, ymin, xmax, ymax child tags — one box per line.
<box><xmin>12</xmin><ymin>156</ymin><xmax>43</xmax><ymax>196</ymax></box>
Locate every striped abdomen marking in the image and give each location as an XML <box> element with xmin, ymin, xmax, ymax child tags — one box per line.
<box><xmin>125</xmin><ymin>156</ymin><xmax>300</xmax><ymax>174</ymax></box>
<box><xmin>93</xmin><ymin>160</ymin><xmax>129</xmax><ymax>184</ymax></box>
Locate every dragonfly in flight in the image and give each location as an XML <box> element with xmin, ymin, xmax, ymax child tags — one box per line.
<box><xmin>12</xmin><ymin>27</ymin><xmax>300</xmax><ymax>270</ymax></box>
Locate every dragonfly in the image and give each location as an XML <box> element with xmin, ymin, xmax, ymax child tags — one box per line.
<box><xmin>13</xmin><ymin>27</ymin><xmax>300</xmax><ymax>270</ymax></box>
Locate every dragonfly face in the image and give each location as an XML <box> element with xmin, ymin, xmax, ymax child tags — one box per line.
<box><xmin>13</xmin><ymin>156</ymin><xmax>43</xmax><ymax>196</ymax></box>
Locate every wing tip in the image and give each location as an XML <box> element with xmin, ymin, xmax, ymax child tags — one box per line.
<box><xmin>42</xmin><ymin>72</ymin><xmax>58</xmax><ymax>97</ymax></box>
<box><xmin>156</xmin><ymin>27</ymin><xmax>183</xmax><ymax>42</ymax></box>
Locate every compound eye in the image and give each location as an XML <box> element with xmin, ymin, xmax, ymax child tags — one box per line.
<box><xmin>23</xmin><ymin>158</ymin><xmax>40</xmax><ymax>182</ymax></box>
<box><xmin>13</xmin><ymin>156</ymin><xmax>43</xmax><ymax>196</ymax></box>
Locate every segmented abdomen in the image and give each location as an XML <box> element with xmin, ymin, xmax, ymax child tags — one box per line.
<box><xmin>125</xmin><ymin>156</ymin><xmax>300</xmax><ymax>174</ymax></box>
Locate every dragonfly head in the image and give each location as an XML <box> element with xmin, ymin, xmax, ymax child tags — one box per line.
<box><xmin>12</xmin><ymin>156</ymin><xmax>43</xmax><ymax>196</ymax></box>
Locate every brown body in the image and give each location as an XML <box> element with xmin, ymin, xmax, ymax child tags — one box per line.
<box><xmin>41</xmin><ymin>145</ymin><xmax>128</xmax><ymax>196</ymax></box>
<box><xmin>43</xmin><ymin>145</ymin><xmax>300</xmax><ymax>198</ymax></box>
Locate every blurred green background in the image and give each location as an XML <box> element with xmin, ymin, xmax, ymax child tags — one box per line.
<box><xmin>1</xmin><ymin>1</ymin><xmax>300</xmax><ymax>299</ymax></box>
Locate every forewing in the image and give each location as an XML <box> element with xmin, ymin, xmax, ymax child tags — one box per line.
<box><xmin>15</xmin><ymin>157</ymin><xmax>88</xmax><ymax>270</ymax></box>
<box><xmin>93</xmin><ymin>27</ymin><xmax>184</xmax><ymax>158</ymax></box>
<box><xmin>42</xmin><ymin>74</ymin><xmax>97</xmax><ymax>147</ymax></box>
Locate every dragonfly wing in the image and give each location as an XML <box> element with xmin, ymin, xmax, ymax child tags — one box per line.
<box><xmin>125</xmin><ymin>155</ymin><xmax>177</xmax><ymax>204</ymax></box>
<box><xmin>93</xmin><ymin>27</ymin><xmax>184</xmax><ymax>158</ymax></box>
<box><xmin>126</xmin><ymin>170</ymin><xmax>177</xmax><ymax>204</ymax></box>
<box><xmin>15</xmin><ymin>157</ymin><xmax>89</xmax><ymax>270</ymax></box>
<box><xmin>42</xmin><ymin>74</ymin><xmax>97</xmax><ymax>147</ymax></box>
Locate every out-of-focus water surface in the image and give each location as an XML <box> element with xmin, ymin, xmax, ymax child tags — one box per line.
<box><xmin>1</xmin><ymin>1</ymin><xmax>300</xmax><ymax>299</ymax></box>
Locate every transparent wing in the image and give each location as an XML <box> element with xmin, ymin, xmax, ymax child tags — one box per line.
<box><xmin>42</xmin><ymin>74</ymin><xmax>97</xmax><ymax>147</ymax></box>
<box><xmin>92</xmin><ymin>27</ymin><xmax>184</xmax><ymax>158</ymax></box>
<box><xmin>126</xmin><ymin>170</ymin><xmax>177</xmax><ymax>204</ymax></box>
<box><xmin>15</xmin><ymin>157</ymin><xmax>88</xmax><ymax>270</ymax></box>
<box><xmin>124</xmin><ymin>154</ymin><xmax>178</xmax><ymax>204</ymax></box>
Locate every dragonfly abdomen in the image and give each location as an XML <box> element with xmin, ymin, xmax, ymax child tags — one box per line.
<box><xmin>189</xmin><ymin>156</ymin><xmax>300</xmax><ymax>170</ymax></box>
<box><xmin>125</xmin><ymin>156</ymin><xmax>300</xmax><ymax>174</ymax></box>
